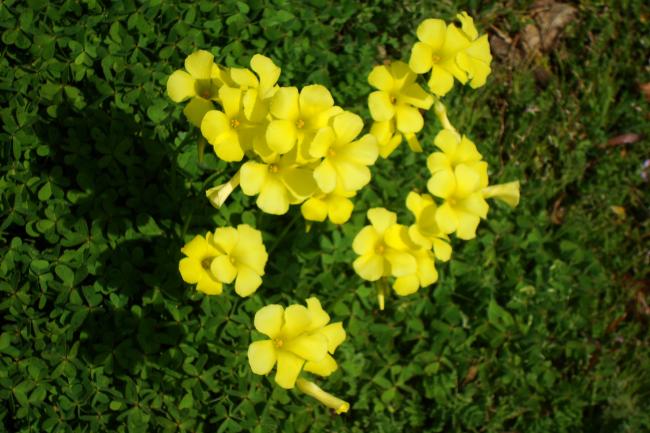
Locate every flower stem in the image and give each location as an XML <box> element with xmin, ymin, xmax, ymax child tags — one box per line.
<box><xmin>296</xmin><ymin>378</ymin><xmax>349</xmax><ymax>414</ymax></box>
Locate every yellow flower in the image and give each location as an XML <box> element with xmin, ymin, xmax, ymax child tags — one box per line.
<box><xmin>409</xmin><ymin>12</ymin><xmax>491</xmax><ymax>96</ymax></box>
<box><xmin>405</xmin><ymin>191</ymin><xmax>452</xmax><ymax>261</ymax></box>
<box><xmin>301</xmin><ymin>188</ymin><xmax>355</xmax><ymax>225</ymax></box>
<box><xmin>266</xmin><ymin>85</ymin><xmax>342</xmax><ymax>158</ymax></box>
<box><xmin>178</xmin><ymin>233</ymin><xmax>223</xmax><ymax>295</ymax></box>
<box><xmin>247</xmin><ymin>297</ymin><xmax>346</xmax><ymax>389</ymax></box>
<box><xmin>367</xmin><ymin>61</ymin><xmax>433</xmax><ymax>136</ymax></box>
<box><xmin>240</xmin><ymin>154</ymin><xmax>317</xmax><ymax>215</ymax></box>
<box><xmin>228</xmin><ymin>54</ymin><xmax>281</xmax><ymax>122</ymax></box>
<box><xmin>209</xmin><ymin>224</ymin><xmax>268</xmax><ymax>297</ymax></box>
<box><xmin>392</xmin><ymin>248</ymin><xmax>439</xmax><ymax>296</ymax></box>
<box><xmin>200</xmin><ymin>86</ymin><xmax>265</xmax><ymax>162</ymax></box>
<box><xmin>310</xmin><ymin>111</ymin><xmax>378</xmax><ymax>193</ymax></box>
<box><xmin>352</xmin><ymin>208</ymin><xmax>417</xmax><ymax>281</ymax></box>
<box><xmin>166</xmin><ymin>50</ymin><xmax>226</xmax><ymax>126</ymax></box>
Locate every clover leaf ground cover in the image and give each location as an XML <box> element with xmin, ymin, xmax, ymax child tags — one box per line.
<box><xmin>1</xmin><ymin>1</ymin><xmax>648</xmax><ymax>432</ymax></box>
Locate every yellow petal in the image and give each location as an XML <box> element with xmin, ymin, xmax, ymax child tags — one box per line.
<box><xmin>340</xmin><ymin>134</ymin><xmax>378</xmax><ymax>165</ymax></box>
<box><xmin>393</xmin><ymin>275</ymin><xmax>420</xmax><ymax>296</ymax></box>
<box><xmin>368</xmin><ymin>65</ymin><xmax>394</xmax><ymax>91</ymax></box>
<box><xmin>212</xmin><ymin>226</ymin><xmax>239</xmax><ymax>253</ymax></box>
<box><xmin>257</xmin><ymin>175</ymin><xmax>290</xmax><ymax>215</ymax></box>
<box><xmin>384</xmin><ymin>224</ymin><xmax>414</xmax><ymax>251</ymax></box>
<box><xmin>389</xmin><ymin>61</ymin><xmax>416</xmax><ymax>90</ymax></box>
<box><xmin>185</xmin><ymin>50</ymin><xmax>214</xmax><ymax>79</ymax></box>
<box><xmin>266</xmin><ymin>119</ymin><xmax>297</xmax><ymax>154</ymax></box>
<box><xmin>353</xmin><ymin>253</ymin><xmax>384</xmax><ymax>281</ymax></box>
<box><xmin>240</xmin><ymin>162</ymin><xmax>268</xmax><ymax>196</ymax></box>
<box><xmin>210</xmin><ymin>255</ymin><xmax>237</xmax><ymax>284</ymax></box>
<box><xmin>352</xmin><ymin>226</ymin><xmax>379</xmax><ymax>255</ymax></box>
<box><xmin>417</xmin><ymin>252</ymin><xmax>438</xmax><ymax>286</ymax></box>
<box><xmin>183</xmin><ymin>97</ymin><xmax>214</xmax><ymax>127</ymax></box>
<box><xmin>433</xmin><ymin>238</ymin><xmax>452</xmax><ymax>262</ymax></box>
<box><xmin>457</xmin><ymin>12</ymin><xmax>479</xmax><ymax>40</ymax></box>
<box><xmin>201</xmin><ymin>110</ymin><xmax>230</xmax><ymax>144</ymax></box>
<box><xmin>167</xmin><ymin>70</ymin><xmax>195</xmax><ymax>102</ymax></box>
<box><xmin>306</xmin><ymin>297</ymin><xmax>330</xmax><ymax>330</ymax></box>
<box><xmin>333</xmin><ymin>111</ymin><xmax>363</xmax><ymax>144</ymax></box>
<box><xmin>301</xmin><ymin>197</ymin><xmax>328</xmax><ymax>222</ymax></box>
<box><xmin>254</xmin><ymin>304</ymin><xmax>284</xmax><ymax>338</ymax></box>
<box><xmin>455</xmin><ymin>210</ymin><xmax>481</xmax><ymax>240</ymax></box>
<box><xmin>440</xmin><ymin>24</ymin><xmax>472</xmax><ymax>58</ymax></box>
<box><xmin>212</xmin><ymin>131</ymin><xmax>244</xmax><ymax>162</ymax></box>
<box><xmin>427</xmin><ymin>152</ymin><xmax>452</xmax><ymax>175</ymax></box>
<box><xmin>299</xmin><ymin>84</ymin><xmax>334</xmax><ymax>120</ymax></box>
<box><xmin>318</xmin><ymin>322</ymin><xmax>346</xmax><ymax>353</ymax></box>
<box><xmin>417</xmin><ymin>18</ymin><xmax>446</xmax><ymax>50</ymax></box>
<box><xmin>368</xmin><ymin>91</ymin><xmax>395</xmax><ymax>122</ymax></box>
<box><xmin>251</xmin><ymin>54</ymin><xmax>281</xmax><ymax>97</ymax></box>
<box><xmin>434</xmin><ymin>129</ymin><xmax>460</xmax><ymax>155</ymax></box>
<box><xmin>196</xmin><ymin>273</ymin><xmax>223</xmax><ymax>295</ymax></box>
<box><xmin>454</xmin><ymin>164</ymin><xmax>480</xmax><ymax>197</ymax></box>
<box><xmin>384</xmin><ymin>249</ymin><xmax>417</xmax><ymax>277</ymax></box>
<box><xmin>229</xmin><ymin>67</ymin><xmax>258</xmax><ymax>89</ymax></box>
<box><xmin>428</xmin><ymin>66</ymin><xmax>455</xmax><ymax>97</ymax></box>
<box><xmin>284</xmin><ymin>333</ymin><xmax>328</xmax><ymax>362</ymax></box>
<box><xmin>303</xmin><ymin>354</ymin><xmax>338</xmax><ymax>377</ymax></box>
<box><xmin>281</xmin><ymin>166</ymin><xmax>318</xmax><ymax>200</ymax></box>
<box><xmin>327</xmin><ymin>195</ymin><xmax>354</xmax><ymax>225</ymax></box>
<box><xmin>399</xmin><ymin>83</ymin><xmax>434</xmax><ymax>109</ymax></box>
<box><xmin>457</xmin><ymin>49</ymin><xmax>491</xmax><ymax>89</ymax></box>
<box><xmin>409</xmin><ymin>41</ymin><xmax>434</xmax><ymax>74</ymax></box>
<box><xmin>336</xmin><ymin>160</ymin><xmax>371</xmax><ymax>192</ymax></box>
<box><xmin>395</xmin><ymin>104</ymin><xmax>423</xmax><ymax>133</ymax></box>
<box><xmin>427</xmin><ymin>169</ymin><xmax>456</xmax><ymax>199</ymax></box>
<box><xmin>275</xmin><ymin>350</ymin><xmax>305</xmax><ymax>389</ymax></box>
<box><xmin>234</xmin><ymin>265</ymin><xmax>262</xmax><ymax>297</ymax></box>
<box><xmin>181</xmin><ymin>234</ymin><xmax>211</xmax><ymax>258</ymax></box>
<box><xmin>179</xmin><ymin>257</ymin><xmax>202</xmax><ymax>284</ymax></box>
<box><xmin>282</xmin><ymin>305</ymin><xmax>311</xmax><ymax>339</ymax></box>
<box><xmin>435</xmin><ymin>202</ymin><xmax>458</xmax><ymax>234</ymax></box>
<box><xmin>231</xmin><ymin>225</ymin><xmax>267</xmax><ymax>274</ymax></box>
<box><xmin>367</xmin><ymin>207</ymin><xmax>397</xmax><ymax>234</ymax></box>
<box><xmin>242</xmin><ymin>88</ymin><xmax>268</xmax><ymax>122</ymax></box>
<box><xmin>456</xmin><ymin>135</ymin><xmax>482</xmax><ymax>163</ymax></box>
<box><xmin>459</xmin><ymin>192</ymin><xmax>490</xmax><ymax>219</ymax></box>
<box><xmin>408</xmin><ymin>225</ymin><xmax>432</xmax><ymax>249</ymax></box>
<box><xmin>270</xmin><ymin>86</ymin><xmax>300</xmax><ymax>120</ymax></box>
<box><xmin>482</xmin><ymin>181</ymin><xmax>520</xmax><ymax>207</ymax></box>
<box><xmin>218</xmin><ymin>86</ymin><xmax>241</xmax><ymax>118</ymax></box>
<box><xmin>248</xmin><ymin>340</ymin><xmax>277</xmax><ymax>375</ymax></box>
<box><xmin>314</xmin><ymin>159</ymin><xmax>337</xmax><ymax>193</ymax></box>
<box><xmin>309</xmin><ymin>126</ymin><xmax>336</xmax><ymax>158</ymax></box>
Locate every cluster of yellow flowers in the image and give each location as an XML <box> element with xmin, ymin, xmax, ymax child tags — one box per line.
<box><xmin>167</xmin><ymin>51</ymin><xmax>378</xmax><ymax>224</ymax></box>
<box><xmin>169</xmin><ymin>11</ymin><xmax>520</xmax><ymax>415</ymax></box>
<box><xmin>352</xmin><ymin>12</ymin><xmax>519</xmax><ymax>307</ymax></box>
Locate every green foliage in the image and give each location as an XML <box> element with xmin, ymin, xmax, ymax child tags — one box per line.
<box><xmin>1</xmin><ymin>0</ymin><xmax>648</xmax><ymax>432</ymax></box>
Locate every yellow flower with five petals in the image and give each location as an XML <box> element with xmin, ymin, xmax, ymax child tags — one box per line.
<box><xmin>178</xmin><ymin>233</ymin><xmax>223</xmax><ymax>295</ymax></box>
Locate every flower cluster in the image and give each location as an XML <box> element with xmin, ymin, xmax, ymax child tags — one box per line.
<box><xmin>248</xmin><ymin>298</ymin><xmax>348</xmax><ymax>412</ymax></box>
<box><xmin>178</xmin><ymin>224</ymin><xmax>268</xmax><ymax>297</ymax></box>
<box><xmin>168</xmin><ymin>51</ymin><xmax>379</xmax><ymax>224</ymax></box>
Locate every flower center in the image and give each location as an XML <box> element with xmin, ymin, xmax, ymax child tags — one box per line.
<box><xmin>201</xmin><ymin>257</ymin><xmax>213</xmax><ymax>270</ymax></box>
<box><xmin>273</xmin><ymin>338</ymin><xmax>284</xmax><ymax>348</ymax></box>
<box><xmin>448</xmin><ymin>197</ymin><xmax>457</xmax><ymax>206</ymax></box>
<box><xmin>269</xmin><ymin>164</ymin><xmax>279</xmax><ymax>173</ymax></box>
<box><xmin>229</xmin><ymin>256</ymin><xmax>236</xmax><ymax>265</ymax></box>
<box><xmin>295</xmin><ymin>119</ymin><xmax>305</xmax><ymax>129</ymax></box>
<box><xmin>374</xmin><ymin>243</ymin><xmax>385</xmax><ymax>255</ymax></box>
<box><xmin>431</xmin><ymin>54</ymin><xmax>441</xmax><ymax>63</ymax></box>
<box><xmin>389</xmin><ymin>95</ymin><xmax>397</xmax><ymax>104</ymax></box>
<box><xmin>194</xmin><ymin>78</ymin><xmax>215</xmax><ymax>100</ymax></box>
<box><xmin>327</xmin><ymin>148</ymin><xmax>337</xmax><ymax>158</ymax></box>
<box><xmin>230</xmin><ymin>118</ymin><xmax>240</xmax><ymax>129</ymax></box>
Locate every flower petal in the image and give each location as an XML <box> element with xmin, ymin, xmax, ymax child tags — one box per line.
<box><xmin>212</xmin><ymin>131</ymin><xmax>244</xmax><ymax>162</ymax></box>
<box><xmin>417</xmin><ymin>18</ymin><xmax>446</xmax><ymax>51</ymax></box>
<box><xmin>368</xmin><ymin>65</ymin><xmax>394</xmax><ymax>91</ymax></box>
<box><xmin>266</xmin><ymin>119</ymin><xmax>297</xmax><ymax>154</ymax></box>
<box><xmin>210</xmin><ymin>254</ymin><xmax>238</xmax><ymax>284</ymax></box>
<box><xmin>455</xmin><ymin>210</ymin><xmax>481</xmax><ymax>240</ymax></box>
<box><xmin>332</xmin><ymin>111</ymin><xmax>363</xmax><ymax>144</ymax></box>
<box><xmin>306</xmin><ymin>297</ymin><xmax>330</xmax><ymax>329</ymax></box>
<box><xmin>231</xmin><ymin>225</ymin><xmax>267</xmax><ymax>274</ymax></box>
<box><xmin>318</xmin><ymin>322</ymin><xmax>346</xmax><ymax>353</ymax></box>
<box><xmin>201</xmin><ymin>110</ymin><xmax>230</xmax><ymax>143</ymax></box>
<box><xmin>393</xmin><ymin>275</ymin><xmax>420</xmax><ymax>296</ymax></box>
<box><xmin>395</xmin><ymin>104</ymin><xmax>424</xmax><ymax>133</ymax></box>
<box><xmin>435</xmin><ymin>202</ymin><xmax>458</xmax><ymax>234</ymax></box>
<box><xmin>427</xmin><ymin>169</ymin><xmax>456</xmax><ymax>199</ymax></box>
<box><xmin>409</xmin><ymin>41</ymin><xmax>434</xmax><ymax>74</ymax></box>
<box><xmin>248</xmin><ymin>340</ymin><xmax>277</xmax><ymax>375</ymax></box>
<box><xmin>281</xmin><ymin>166</ymin><xmax>318</xmax><ymax>200</ymax></box>
<box><xmin>433</xmin><ymin>238</ymin><xmax>452</xmax><ymax>262</ymax></box>
<box><xmin>234</xmin><ymin>265</ymin><xmax>262</xmax><ymax>297</ymax></box>
<box><xmin>327</xmin><ymin>195</ymin><xmax>354</xmax><ymax>225</ymax></box>
<box><xmin>167</xmin><ymin>70</ymin><xmax>195</xmax><ymax>102</ymax></box>
<box><xmin>301</xmin><ymin>197</ymin><xmax>328</xmax><ymax>222</ymax></box>
<box><xmin>367</xmin><ymin>207</ymin><xmax>397</xmax><ymax>234</ymax></box>
<box><xmin>254</xmin><ymin>304</ymin><xmax>284</xmax><ymax>338</ymax></box>
<box><xmin>179</xmin><ymin>258</ymin><xmax>202</xmax><ymax>284</ymax></box>
<box><xmin>251</xmin><ymin>54</ymin><xmax>281</xmax><ymax>96</ymax></box>
<box><xmin>434</xmin><ymin>129</ymin><xmax>460</xmax><ymax>154</ymax></box>
<box><xmin>257</xmin><ymin>175</ymin><xmax>290</xmax><ymax>215</ymax></box>
<box><xmin>229</xmin><ymin>67</ymin><xmax>258</xmax><ymax>88</ymax></box>
<box><xmin>459</xmin><ymin>192</ymin><xmax>490</xmax><ymax>219</ymax></box>
<box><xmin>270</xmin><ymin>86</ymin><xmax>300</xmax><ymax>120</ymax></box>
<box><xmin>368</xmin><ymin>91</ymin><xmax>395</xmax><ymax>122</ymax></box>
<box><xmin>399</xmin><ymin>83</ymin><xmax>434</xmax><ymax>109</ymax></box>
<box><xmin>313</xmin><ymin>159</ymin><xmax>337</xmax><ymax>193</ymax></box>
<box><xmin>196</xmin><ymin>273</ymin><xmax>223</xmax><ymax>295</ymax></box>
<box><xmin>282</xmin><ymin>305</ymin><xmax>311</xmax><ymax>339</ymax></box>
<box><xmin>304</xmin><ymin>354</ymin><xmax>338</xmax><ymax>377</ymax></box>
<box><xmin>457</xmin><ymin>12</ymin><xmax>479</xmax><ymax>40</ymax></box>
<box><xmin>352</xmin><ymin>226</ymin><xmax>379</xmax><ymax>255</ymax></box>
<box><xmin>219</xmin><ymin>86</ymin><xmax>242</xmax><ymax>119</ymax></box>
<box><xmin>427</xmin><ymin>66</ymin><xmax>455</xmax><ymax>97</ymax></box>
<box><xmin>454</xmin><ymin>164</ymin><xmax>480</xmax><ymax>198</ymax></box>
<box><xmin>340</xmin><ymin>134</ymin><xmax>378</xmax><ymax>166</ymax></box>
<box><xmin>335</xmin><ymin>160</ymin><xmax>371</xmax><ymax>192</ymax></box>
<box><xmin>275</xmin><ymin>350</ymin><xmax>305</xmax><ymax>389</ymax></box>
<box><xmin>284</xmin><ymin>333</ymin><xmax>328</xmax><ymax>362</ymax></box>
<box><xmin>185</xmin><ymin>50</ymin><xmax>214</xmax><ymax>79</ymax></box>
<box><xmin>183</xmin><ymin>97</ymin><xmax>214</xmax><ymax>127</ymax></box>
<box><xmin>384</xmin><ymin>249</ymin><xmax>417</xmax><ymax>277</ymax></box>
<box><xmin>299</xmin><ymin>84</ymin><xmax>334</xmax><ymax>120</ymax></box>
<box><xmin>240</xmin><ymin>162</ymin><xmax>268</xmax><ymax>196</ymax></box>
<box><xmin>353</xmin><ymin>253</ymin><xmax>384</xmax><ymax>281</ymax></box>
<box><xmin>309</xmin><ymin>126</ymin><xmax>336</xmax><ymax>158</ymax></box>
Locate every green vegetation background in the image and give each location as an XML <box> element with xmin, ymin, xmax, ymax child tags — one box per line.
<box><xmin>1</xmin><ymin>0</ymin><xmax>648</xmax><ymax>432</ymax></box>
